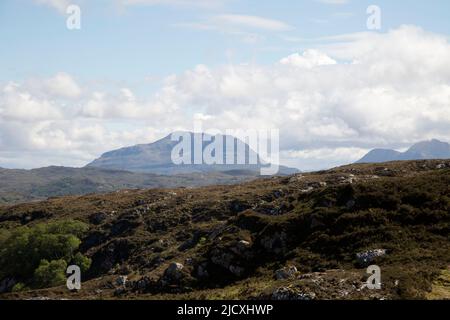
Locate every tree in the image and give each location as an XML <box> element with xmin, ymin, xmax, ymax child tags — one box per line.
<box><xmin>33</xmin><ymin>259</ymin><xmax>68</xmax><ymax>288</ymax></box>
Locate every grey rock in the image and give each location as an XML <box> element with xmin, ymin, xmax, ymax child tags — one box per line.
<box><xmin>115</xmin><ymin>275</ymin><xmax>128</xmax><ymax>286</ymax></box>
<box><xmin>164</xmin><ymin>262</ymin><xmax>184</xmax><ymax>281</ymax></box>
<box><xmin>134</xmin><ymin>276</ymin><xmax>151</xmax><ymax>291</ymax></box>
<box><xmin>356</xmin><ymin>249</ymin><xmax>386</xmax><ymax>266</ymax></box>
<box><xmin>275</xmin><ymin>266</ymin><xmax>298</xmax><ymax>280</ymax></box>
<box><xmin>272</xmin><ymin>287</ymin><xmax>316</xmax><ymax>300</ymax></box>
<box><xmin>230</xmin><ymin>240</ymin><xmax>252</xmax><ymax>257</ymax></box>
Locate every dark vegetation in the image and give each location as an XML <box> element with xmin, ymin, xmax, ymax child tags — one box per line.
<box><xmin>0</xmin><ymin>160</ymin><xmax>449</xmax><ymax>300</ymax></box>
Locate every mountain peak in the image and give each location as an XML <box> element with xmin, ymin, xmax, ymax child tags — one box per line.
<box><xmin>357</xmin><ymin>139</ymin><xmax>450</xmax><ymax>163</ymax></box>
<box><xmin>87</xmin><ymin>132</ymin><xmax>298</xmax><ymax>175</ymax></box>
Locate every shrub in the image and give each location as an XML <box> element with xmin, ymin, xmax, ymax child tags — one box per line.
<box><xmin>46</xmin><ymin>219</ymin><xmax>88</xmax><ymax>238</ymax></box>
<box><xmin>71</xmin><ymin>252</ymin><xmax>92</xmax><ymax>273</ymax></box>
<box><xmin>11</xmin><ymin>282</ymin><xmax>27</xmax><ymax>292</ymax></box>
<box><xmin>33</xmin><ymin>259</ymin><xmax>68</xmax><ymax>288</ymax></box>
<box><xmin>0</xmin><ymin>219</ymin><xmax>89</xmax><ymax>283</ymax></box>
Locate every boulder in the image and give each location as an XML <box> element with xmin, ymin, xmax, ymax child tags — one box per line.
<box><xmin>163</xmin><ymin>262</ymin><xmax>184</xmax><ymax>281</ymax></box>
<box><xmin>275</xmin><ymin>265</ymin><xmax>298</xmax><ymax>280</ymax></box>
<box><xmin>134</xmin><ymin>276</ymin><xmax>152</xmax><ymax>291</ymax></box>
<box><xmin>115</xmin><ymin>275</ymin><xmax>128</xmax><ymax>286</ymax></box>
<box><xmin>356</xmin><ymin>249</ymin><xmax>386</xmax><ymax>267</ymax></box>
<box><xmin>210</xmin><ymin>246</ymin><xmax>248</xmax><ymax>277</ymax></box>
<box><xmin>230</xmin><ymin>240</ymin><xmax>252</xmax><ymax>257</ymax></box>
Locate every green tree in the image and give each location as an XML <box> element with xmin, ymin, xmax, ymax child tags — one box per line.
<box><xmin>71</xmin><ymin>252</ymin><xmax>92</xmax><ymax>273</ymax></box>
<box><xmin>33</xmin><ymin>259</ymin><xmax>68</xmax><ymax>288</ymax></box>
<box><xmin>0</xmin><ymin>219</ymin><xmax>89</xmax><ymax>283</ymax></box>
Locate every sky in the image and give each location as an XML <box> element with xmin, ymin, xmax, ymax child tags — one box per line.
<box><xmin>1</xmin><ymin>0</ymin><xmax>450</xmax><ymax>171</ymax></box>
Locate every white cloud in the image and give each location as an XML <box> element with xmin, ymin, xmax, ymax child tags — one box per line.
<box><xmin>0</xmin><ymin>83</ymin><xmax>62</xmax><ymax>122</ymax></box>
<box><xmin>175</xmin><ymin>14</ymin><xmax>291</xmax><ymax>43</ymax></box>
<box><xmin>213</xmin><ymin>14</ymin><xmax>292</xmax><ymax>31</ymax></box>
<box><xmin>280</xmin><ymin>50</ymin><xmax>337</xmax><ymax>68</ymax></box>
<box><xmin>282</xmin><ymin>147</ymin><xmax>369</xmax><ymax>171</ymax></box>
<box><xmin>43</xmin><ymin>72</ymin><xmax>82</xmax><ymax>99</ymax></box>
<box><xmin>1</xmin><ymin>26</ymin><xmax>450</xmax><ymax>170</ymax></box>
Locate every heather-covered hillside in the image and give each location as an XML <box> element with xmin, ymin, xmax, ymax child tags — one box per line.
<box><xmin>1</xmin><ymin>160</ymin><xmax>449</xmax><ymax>300</ymax></box>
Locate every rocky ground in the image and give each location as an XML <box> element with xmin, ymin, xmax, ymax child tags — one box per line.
<box><xmin>1</xmin><ymin>160</ymin><xmax>449</xmax><ymax>300</ymax></box>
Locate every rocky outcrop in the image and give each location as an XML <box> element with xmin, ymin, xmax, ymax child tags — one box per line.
<box><xmin>163</xmin><ymin>262</ymin><xmax>184</xmax><ymax>281</ymax></box>
<box><xmin>115</xmin><ymin>275</ymin><xmax>128</xmax><ymax>286</ymax></box>
<box><xmin>271</xmin><ymin>287</ymin><xmax>316</xmax><ymax>300</ymax></box>
<box><xmin>275</xmin><ymin>265</ymin><xmax>298</xmax><ymax>280</ymax></box>
<box><xmin>356</xmin><ymin>249</ymin><xmax>386</xmax><ymax>267</ymax></box>
<box><xmin>90</xmin><ymin>239</ymin><xmax>135</xmax><ymax>275</ymax></box>
<box><xmin>260</xmin><ymin>232</ymin><xmax>287</xmax><ymax>254</ymax></box>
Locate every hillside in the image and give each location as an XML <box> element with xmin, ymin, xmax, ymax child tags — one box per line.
<box><xmin>0</xmin><ymin>160</ymin><xmax>449</xmax><ymax>300</ymax></box>
<box><xmin>357</xmin><ymin>139</ymin><xmax>450</xmax><ymax>163</ymax></box>
<box><xmin>0</xmin><ymin>166</ymin><xmax>260</xmax><ymax>205</ymax></box>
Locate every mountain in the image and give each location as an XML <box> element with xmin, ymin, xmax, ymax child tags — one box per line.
<box><xmin>0</xmin><ymin>166</ymin><xmax>260</xmax><ymax>205</ymax></box>
<box><xmin>86</xmin><ymin>132</ymin><xmax>298</xmax><ymax>175</ymax></box>
<box><xmin>357</xmin><ymin>139</ymin><xmax>450</xmax><ymax>163</ymax></box>
<box><xmin>0</xmin><ymin>132</ymin><xmax>298</xmax><ymax>205</ymax></box>
<box><xmin>1</xmin><ymin>160</ymin><xmax>449</xmax><ymax>300</ymax></box>
<box><xmin>356</xmin><ymin>149</ymin><xmax>403</xmax><ymax>163</ymax></box>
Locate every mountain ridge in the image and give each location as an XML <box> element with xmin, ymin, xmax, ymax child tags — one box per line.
<box><xmin>357</xmin><ymin>139</ymin><xmax>450</xmax><ymax>163</ymax></box>
<box><xmin>86</xmin><ymin>132</ymin><xmax>298</xmax><ymax>175</ymax></box>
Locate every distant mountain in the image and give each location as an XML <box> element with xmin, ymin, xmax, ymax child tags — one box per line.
<box><xmin>0</xmin><ymin>166</ymin><xmax>261</xmax><ymax>205</ymax></box>
<box><xmin>357</xmin><ymin>139</ymin><xmax>450</xmax><ymax>163</ymax></box>
<box><xmin>86</xmin><ymin>132</ymin><xmax>298</xmax><ymax>175</ymax></box>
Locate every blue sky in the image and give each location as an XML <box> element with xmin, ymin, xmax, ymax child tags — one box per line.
<box><xmin>2</xmin><ymin>0</ymin><xmax>450</xmax><ymax>87</ymax></box>
<box><xmin>1</xmin><ymin>0</ymin><xmax>450</xmax><ymax>170</ymax></box>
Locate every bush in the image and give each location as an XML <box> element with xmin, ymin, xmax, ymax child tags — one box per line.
<box><xmin>71</xmin><ymin>252</ymin><xmax>92</xmax><ymax>273</ymax></box>
<box><xmin>33</xmin><ymin>259</ymin><xmax>68</xmax><ymax>288</ymax></box>
<box><xmin>11</xmin><ymin>282</ymin><xmax>27</xmax><ymax>292</ymax></box>
<box><xmin>0</xmin><ymin>219</ymin><xmax>89</xmax><ymax>284</ymax></box>
<box><xmin>45</xmin><ymin>220</ymin><xmax>88</xmax><ymax>238</ymax></box>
